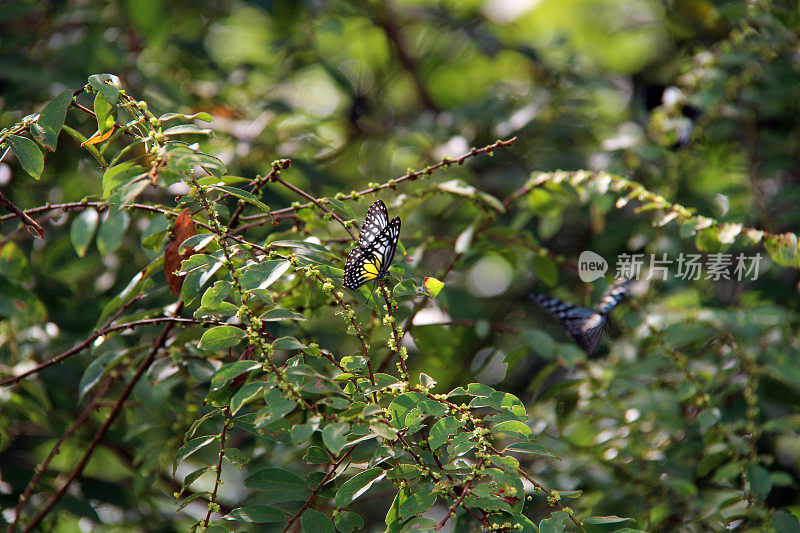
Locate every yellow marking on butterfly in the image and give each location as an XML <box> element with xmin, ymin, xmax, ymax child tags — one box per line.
<box><xmin>361</xmin><ymin>257</ymin><xmax>382</xmax><ymax>279</ymax></box>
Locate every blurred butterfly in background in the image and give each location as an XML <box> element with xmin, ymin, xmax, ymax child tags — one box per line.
<box><xmin>529</xmin><ymin>278</ymin><xmax>630</xmax><ymax>356</ymax></box>
<box><xmin>343</xmin><ymin>200</ymin><xmax>401</xmax><ymax>290</ymax></box>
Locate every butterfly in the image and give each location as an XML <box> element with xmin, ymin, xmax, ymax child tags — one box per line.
<box><xmin>343</xmin><ymin>200</ymin><xmax>401</xmax><ymax>290</ymax></box>
<box><xmin>529</xmin><ymin>278</ymin><xmax>630</xmax><ymax>356</ymax></box>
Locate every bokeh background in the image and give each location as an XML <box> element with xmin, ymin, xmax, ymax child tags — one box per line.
<box><xmin>2</xmin><ymin>0</ymin><xmax>800</xmax><ymax>531</ymax></box>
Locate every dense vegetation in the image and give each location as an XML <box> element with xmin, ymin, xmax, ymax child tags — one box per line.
<box><xmin>1</xmin><ymin>1</ymin><xmax>800</xmax><ymax>531</ymax></box>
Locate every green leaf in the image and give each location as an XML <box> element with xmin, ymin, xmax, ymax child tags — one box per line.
<box><xmin>199</xmin><ymin>325</ymin><xmax>246</xmax><ymax>350</ymax></box>
<box><xmin>8</xmin><ymin>134</ymin><xmax>44</xmax><ymax>179</ymax></box>
<box><xmin>503</xmin><ymin>442</ymin><xmax>557</xmax><ymax>458</ymax></box>
<box><xmin>70</xmin><ymin>208</ymin><xmax>99</xmax><ymax>257</ymax></box>
<box><xmin>243</xmin><ymin>467</ymin><xmax>310</xmax><ymax>503</ymax></box>
<box><xmin>492</xmin><ymin>420</ymin><xmax>531</xmax><ymax>438</ymax></box>
<box><xmin>254</xmin><ymin>388</ymin><xmax>296</xmax><ymax>427</ymax></box>
<box><xmin>273</xmin><ymin>336</ymin><xmax>307</xmax><ymax>351</ymax></box>
<box><xmin>230</xmin><ymin>381</ymin><xmax>271</xmax><ymax>415</ymax></box>
<box><xmin>201</xmin><ymin>281</ymin><xmax>232</xmax><ymax>310</ymax></box>
<box><xmin>0</xmin><ymin>278</ymin><xmax>46</xmax><ymax>325</ymax></box>
<box><xmin>162</xmin><ymin>124</ymin><xmax>214</xmax><ymax>137</ymax></box>
<box><xmin>335</xmin><ymin>467</ymin><xmax>385</xmax><ymax>508</ymax></box>
<box><xmin>304</xmin><ymin>446</ymin><xmax>333</xmax><ymax>464</ymax></box>
<box><xmin>322</xmin><ymin>422</ymin><xmax>349</xmax><ymax>455</ymax></box>
<box><xmin>159</xmin><ymin>111</ymin><xmax>214</xmax><ymax>123</ymax></box>
<box><xmin>398</xmin><ymin>489</ymin><xmax>436</xmax><ymax>521</ymax></box>
<box><xmin>240</xmin><ymin>260</ymin><xmax>291</xmax><ymax>290</ymax></box>
<box><xmin>428</xmin><ymin>416</ymin><xmax>459</xmax><ymax>450</ymax></box>
<box><xmin>386</xmin><ymin>485</ymin><xmax>410</xmax><ymax>528</ymax></box>
<box><xmin>224</xmin><ymin>447</ymin><xmax>250</xmax><ymax>469</ymax></box>
<box><xmin>765</xmin><ymin>233</ymin><xmax>800</xmax><ymax>268</ymax></box>
<box><xmin>176</xmin><ymin>491</ymin><xmax>211</xmax><ymax>512</ymax></box>
<box><xmin>172</xmin><ymin>435</ymin><xmax>216</xmax><ymax>475</ymax></box>
<box><xmin>209</xmin><ymin>361</ymin><xmax>261</xmax><ymax>389</ymax></box>
<box><xmin>772</xmin><ymin>510</ymin><xmax>800</xmax><ymax>533</ymax></box>
<box><xmin>0</xmin><ymin>243</ymin><xmax>29</xmax><ymax>282</ymax></box>
<box><xmin>227</xmin><ymin>505</ymin><xmax>284</xmax><ymax>523</ymax></box>
<box><xmin>386</xmin><ymin>464</ymin><xmax>423</xmax><ymax>480</ymax></box>
<box><xmin>540</xmin><ymin>510</ymin><xmax>568</xmax><ymax>533</ymax></box>
<box><xmin>210</xmin><ymin>185</ymin><xmax>270</xmax><ymax>213</ymax></box>
<box><xmin>34</xmin><ymin>89</ymin><xmax>72</xmax><ymax>151</ymax></box>
<box><xmin>747</xmin><ymin>464</ymin><xmax>772</xmax><ymax>501</ymax></box>
<box><xmin>88</xmin><ymin>73</ymin><xmax>121</xmax><ymax>104</ymax></box>
<box><xmin>178</xmin><ymin>466</ymin><xmax>212</xmax><ymax>495</ymax></box>
<box><xmin>386</xmin><ymin>392</ymin><xmax>426</xmax><ymax>429</ymax></box>
<box><xmin>533</xmin><ymin>253</ymin><xmax>558</xmax><ymax>287</ymax></box>
<box><xmin>260</xmin><ymin>308</ymin><xmax>306</xmax><ymax>321</ymax></box>
<box><xmin>582</xmin><ymin>515</ymin><xmax>634</xmax><ymax>533</ymax></box>
<box><xmin>290</xmin><ymin>422</ymin><xmax>316</xmax><ymax>444</ymax></box>
<box><xmin>78</xmin><ymin>348</ymin><xmax>125</xmax><ymax>400</ymax></box>
<box><xmin>301</xmin><ymin>508</ymin><xmax>335</xmax><ymax>533</ymax></box>
<box><xmin>93</xmin><ymin>91</ymin><xmax>116</xmax><ymax>134</ymax></box>
<box><xmin>102</xmin><ymin>162</ymin><xmax>147</xmax><ymax>197</ymax></box>
<box><xmin>334</xmin><ymin>511</ymin><xmax>364</xmax><ymax>533</ymax></box>
<box><xmin>96</xmin><ymin>211</ymin><xmax>130</xmax><ymax>256</ymax></box>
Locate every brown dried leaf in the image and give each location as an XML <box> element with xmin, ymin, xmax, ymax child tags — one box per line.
<box><xmin>164</xmin><ymin>209</ymin><xmax>196</xmax><ymax>296</ymax></box>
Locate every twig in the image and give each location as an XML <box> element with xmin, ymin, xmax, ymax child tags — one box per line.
<box><xmin>378</xmin><ymin>282</ymin><xmax>407</xmax><ymax>377</ymax></box>
<box><xmin>0</xmin><ymin>316</ymin><xmax>227</xmax><ymax>388</ymax></box>
<box><xmin>435</xmin><ymin>476</ymin><xmax>476</xmax><ymax>531</ymax></box>
<box><xmin>517</xmin><ymin>470</ymin><xmax>588</xmax><ymax>533</ymax></box>
<box><xmin>203</xmin><ymin>406</ymin><xmax>231</xmax><ymax>527</ymax></box>
<box><xmin>7</xmin><ymin>374</ymin><xmax>115</xmax><ymax>533</ymax></box>
<box><xmin>241</xmin><ymin>138</ymin><xmax>518</xmax><ymax>221</ymax></box>
<box><xmin>282</xmin><ymin>447</ymin><xmax>354</xmax><ymax>533</ymax></box>
<box><xmin>371</xmin><ymin>2</ymin><xmax>440</xmax><ymax>112</ymax></box>
<box><xmin>271</xmin><ymin>171</ymin><xmax>358</xmax><ymax>242</ymax></box>
<box><xmin>0</xmin><ymin>190</ymin><xmax>43</xmax><ymax>238</ymax></box>
<box><xmin>21</xmin><ymin>304</ymin><xmax>182</xmax><ymax>532</ymax></box>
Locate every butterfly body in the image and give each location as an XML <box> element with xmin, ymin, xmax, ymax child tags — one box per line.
<box><xmin>530</xmin><ymin>278</ymin><xmax>630</xmax><ymax>355</ymax></box>
<box><xmin>343</xmin><ymin>200</ymin><xmax>401</xmax><ymax>290</ymax></box>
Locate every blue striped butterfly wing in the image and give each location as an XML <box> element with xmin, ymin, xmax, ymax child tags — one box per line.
<box><xmin>530</xmin><ymin>293</ymin><xmax>608</xmax><ymax>355</ymax></box>
<box><xmin>530</xmin><ymin>279</ymin><xmax>629</xmax><ymax>355</ymax></box>
<box><xmin>596</xmin><ymin>278</ymin><xmax>630</xmax><ymax>315</ymax></box>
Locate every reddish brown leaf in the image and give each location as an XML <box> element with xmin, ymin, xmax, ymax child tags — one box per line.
<box><xmin>164</xmin><ymin>209</ymin><xmax>197</xmax><ymax>296</ymax></box>
<box><xmin>230</xmin><ymin>344</ymin><xmax>256</xmax><ymax>389</ymax></box>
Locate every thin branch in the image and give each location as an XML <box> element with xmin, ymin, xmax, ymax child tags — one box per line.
<box><xmin>435</xmin><ymin>476</ymin><xmax>476</xmax><ymax>531</ymax></box>
<box><xmin>8</xmin><ymin>374</ymin><xmax>115</xmax><ymax>533</ymax></box>
<box><xmin>241</xmin><ymin>138</ymin><xmax>518</xmax><ymax>221</ymax></box>
<box><xmin>204</xmin><ymin>406</ymin><xmax>231</xmax><ymax>527</ymax></box>
<box><xmin>21</xmin><ymin>304</ymin><xmax>182</xmax><ymax>533</ymax></box>
<box><xmin>0</xmin><ymin>190</ymin><xmax>43</xmax><ymax>238</ymax></box>
<box><xmin>271</xmin><ymin>172</ymin><xmax>358</xmax><ymax>242</ymax></box>
<box><xmin>0</xmin><ymin>316</ymin><xmax>226</xmax><ymax>388</ymax></box>
<box><xmin>517</xmin><ymin>470</ymin><xmax>588</xmax><ymax>533</ymax></box>
<box><xmin>282</xmin><ymin>447</ymin><xmax>354</xmax><ymax>533</ymax></box>
<box><xmin>378</xmin><ymin>281</ymin><xmax>407</xmax><ymax>377</ymax></box>
<box><xmin>371</xmin><ymin>1</ymin><xmax>440</xmax><ymax>112</ymax></box>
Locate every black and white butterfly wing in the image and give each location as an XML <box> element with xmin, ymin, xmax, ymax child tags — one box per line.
<box><xmin>343</xmin><ymin>247</ymin><xmax>371</xmax><ymax>289</ymax></box>
<box><xmin>358</xmin><ymin>200</ymin><xmax>389</xmax><ymax>248</ymax></box>
<box><xmin>343</xmin><ymin>217</ymin><xmax>401</xmax><ymax>289</ymax></box>
<box><xmin>376</xmin><ymin>216</ymin><xmax>400</xmax><ymax>272</ymax></box>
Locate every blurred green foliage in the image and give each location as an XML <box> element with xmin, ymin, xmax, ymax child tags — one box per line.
<box><xmin>2</xmin><ymin>0</ymin><xmax>800</xmax><ymax>531</ymax></box>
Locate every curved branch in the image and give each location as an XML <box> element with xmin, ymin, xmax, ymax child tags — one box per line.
<box><xmin>21</xmin><ymin>304</ymin><xmax>183</xmax><ymax>533</ymax></box>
